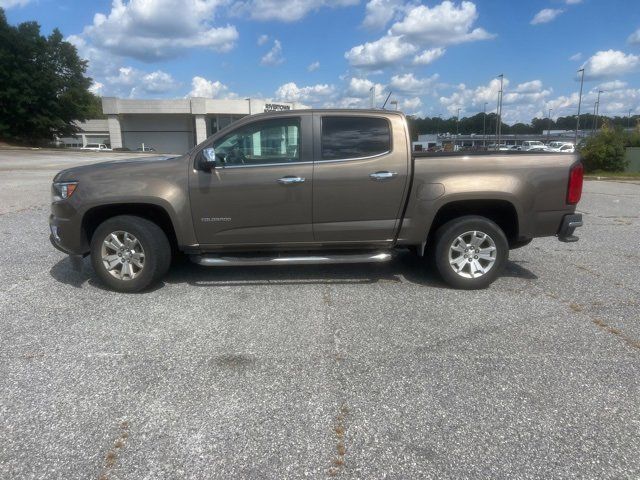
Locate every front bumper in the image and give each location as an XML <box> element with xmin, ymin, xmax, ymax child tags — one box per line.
<box><xmin>557</xmin><ymin>213</ymin><xmax>583</xmax><ymax>242</ymax></box>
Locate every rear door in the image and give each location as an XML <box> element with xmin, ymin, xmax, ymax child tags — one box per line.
<box><xmin>311</xmin><ymin>113</ymin><xmax>410</xmax><ymax>244</ymax></box>
<box><xmin>189</xmin><ymin>113</ymin><xmax>314</xmax><ymax>246</ymax></box>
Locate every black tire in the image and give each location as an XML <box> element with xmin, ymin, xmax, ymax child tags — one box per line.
<box><xmin>90</xmin><ymin>215</ymin><xmax>171</xmax><ymax>293</ymax></box>
<box><xmin>433</xmin><ymin>215</ymin><xmax>508</xmax><ymax>290</ymax></box>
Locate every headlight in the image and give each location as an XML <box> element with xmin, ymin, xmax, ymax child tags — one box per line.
<box><xmin>52</xmin><ymin>182</ymin><xmax>78</xmax><ymax>201</ymax></box>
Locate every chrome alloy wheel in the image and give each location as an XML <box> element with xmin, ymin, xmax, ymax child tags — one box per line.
<box><xmin>448</xmin><ymin>230</ymin><xmax>497</xmax><ymax>279</ymax></box>
<box><xmin>101</xmin><ymin>231</ymin><xmax>145</xmax><ymax>280</ymax></box>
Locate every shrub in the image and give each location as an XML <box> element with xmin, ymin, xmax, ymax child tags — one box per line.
<box><xmin>579</xmin><ymin>124</ymin><xmax>628</xmax><ymax>172</ymax></box>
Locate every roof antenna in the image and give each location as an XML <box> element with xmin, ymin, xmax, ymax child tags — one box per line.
<box><xmin>381</xmin><ymin>91</ymin><xmax>393</xmax><ymax>110</ymax></box>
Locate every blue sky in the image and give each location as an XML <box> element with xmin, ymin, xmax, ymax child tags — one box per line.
<box><xmin>3</xmin><ymin>0</ymin><xmax>640</xmax><ymax>122</ymax></box>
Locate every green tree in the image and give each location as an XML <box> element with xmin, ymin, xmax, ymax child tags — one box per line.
<box><xmin>579</xmin><ymin>124</ymin><xmax>628</xmax><ymax>172</ymax></box>
<box><xmin>0</xmin><ymin>8</ymin><xmax>98</xmax><ymax>144</ymax></box>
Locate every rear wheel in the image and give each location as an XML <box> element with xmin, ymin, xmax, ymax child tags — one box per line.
<box><xmin>90</xmin><ymin>215</ymin><xmax>171</xmax><ymax>292</ymax></box>
<box><xmin>433</xmin><ymin>215</ymin><xmax>508</xmax><ymax>289</ymax></box>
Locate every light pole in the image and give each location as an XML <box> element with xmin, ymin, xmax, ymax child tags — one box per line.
<box><xmin>574</xmin><ymin>68</ymin><xmax>584</xmax><ymax>146</ymax></box>
<box><xmin>456</xmin><ymin>107</ymin><xmax>461</xmax><ymax>136</ymax></box>
<box><xmin>483</xmin><ymin>102</ymin><xmax>488</xmax><ymax>148</ymax></box>
<box><xmin>594</xmin><ymin>90</ymin><xmax>604</xmax><ymax>131</ymax></box>
<box><xmin>628</xmin><ymin>109</ymin><xmax>632</xmax><ymax>129</ymax></box>
<box><xmin>369</xmin><ymin>86</ymin><xmax>376</xmax><ymax>109</ymax></box>
<box><xmin>547</xmin><ymin>108</ymin><xmax>553</xmax><ymax>138</ymax></box>
<box><xmin>496</xmin><ymin>74</ymin><xmax>504</xmax><ymax>149</ymax></box>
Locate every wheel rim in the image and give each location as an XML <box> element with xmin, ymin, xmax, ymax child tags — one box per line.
<box><xmin>100</xmin><ymin>231</ymin><xmax>145</xmax><ymax>281</ymax></box>
<box><xmin>448</xmin><ymin>230</ymin><xmax>497</xmax><ymax>279</ymax></box>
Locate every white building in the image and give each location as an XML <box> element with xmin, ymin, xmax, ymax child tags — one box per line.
<box><xmin>60</xmin><ymin>97</ymin><xmax>308</xmax><ymax>154</ymax></box>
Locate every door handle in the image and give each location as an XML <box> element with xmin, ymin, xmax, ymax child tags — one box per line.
<box><xmin>277</xmin><ymin>176</ymin><xmax>306</xmax><ymax>185</ymax></box>
<box><xmin>369</xmin><ymin>171</ymin><xmax>398</xmax><ymax>181</ymax></box>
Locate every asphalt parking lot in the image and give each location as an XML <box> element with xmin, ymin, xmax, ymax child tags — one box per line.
<box><xmin>1</xmin><ymin>149</ymin><xmax>639</xmax><ymax>479</ymax></box>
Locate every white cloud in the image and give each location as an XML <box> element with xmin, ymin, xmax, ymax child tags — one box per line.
<box><xmin>390</xmin><ymin>1</ymin><xmax>494</xmax><ymax>45</ymax></box>
<box><xmin>362</xmin><ymin>0</ymin><xmax>404</xmax><ymax>30</ymax></box>
<box><xmin>597</xmin><ymin>80</ymin><xmax>627</xmax><ymax>91</ymax></box>
<box><xmin>347</xmin><ymin>77</ymin><xmax>386</xmax><ymax>96</ymax></box>
<box><xmin>345</xmin><ymin>35</ymin><xmax>416</xmax><ymax>69</ymax></box>
<box><xmin>389</xmin><ymin>73</ymin><xmax>438</xmax><ymax>95</ymax></box>
<box><xmin>530</xmin><ymin>8</ymin><xmax>564</xmax><ymax>25</ymax></box>
<box><xmin>514</xmin><ymin>80</ymin><xmax>543</xmax><ymax>94</ymax></box>
<box><xmin>413</xmin><ymin>47</ymin><xmax>446</xmax><ymax>65</ymax></box>
<box><xmin>229</xmin><ymin>0</ymin><xmax>358</xmax><ymax>22</ymax></box>
<box><xmin>628</xmin><ymin>29</ymin><xmax>640</xmax><ymax>45</ymax></box>
<box><xmin>187</xmin><ymin>76</ymin><xmax>235</xmax><ymax>98</ymax></box>
<box><xmin>307</xmin><ymin>61</ymin><xmax>320</xmax><ymax>72</ymax></box>
<box><xmin>105</xmin><ymin>66</ymin><xmax>180</xmax><ymax>97</ymax></box>
<box><xmin>582</xmin><ymin>50</ymin><xmax>640</xmax><ymax>80</ymax></box>
<box><xmin>89</xmin><ymin>82</ymin><xmax>104</xmax><ymax>96</ymax></box>
<box><xmin>275</xmin><ymin>82</ymin><xmax>335</xmax><ymax>103</ymax></box>
<box><xmin>260</xmin><ymin>39</ymin><xmax>284</xmax><ymax>66</ymax></box>
<box><xmin>0</xmin><ymin>0</ymin><xmax>31</xmax><ymax>7</ymax></box>
<box><xmin>257</xmin><ymin>34</ymin><xmax>269</xmax><ymax>46</ymax></box>
<box><xmin>74</xmin><ymin>0</ymin><xmax>238</xmax><ymax>62</ymax></box>
<box><xmin>400</xmin><ymin>96</ymin><xmax>422</xmax><ymax>113</ymax></box>
<box><xmin>569</xmin><ymin>52</ymin><xmax>582</xmax><ymax>61</ymax></box>
<box><xmin>347</xmin><ymin>1</ymin><xmax>493</xmax><ymax>69</ymax></box>
<box><xmin>439</xmin><ymin>77</ymin><xmax>555</xmax><ymax>123</ymax></box>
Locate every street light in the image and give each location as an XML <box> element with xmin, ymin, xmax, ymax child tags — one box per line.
<box><xmin>547</xmin><ymin>108</ymin><xmax>553</xmax><ymax>138</ymax></box>
<box><xmin>483</xmin><ymin>102</ymin><xmax>488</xmax><ymax>148</ymax></box>
<box><xmin>495</xmin><ymin>74</ymin><xmax>504</xmax><ymax>150</ymax></box>
<box><xmin>594</xmin><ymin>90</ymin><xmax>604</xmax><ymax>131</ymax></box>
<box><xmin>456</xmin><ymin>107</ymin><xmax>461</xmax><ymax>136</ymax></box>
<box><xmin>575</xmin><ymin>68</ymin><xmax>585</xmax><ymax>145</ymax></box>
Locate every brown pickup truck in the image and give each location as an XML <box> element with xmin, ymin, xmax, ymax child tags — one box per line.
<box><xmin>50</xmin><ymin>109</ymin><xmax>583</xmax><ymax>292</ymax></box>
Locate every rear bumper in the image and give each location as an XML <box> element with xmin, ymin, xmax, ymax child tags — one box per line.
<box><xmin>557</xmin><ymin>213</ymin><xmax>583</xmax><ymax>242</ymax></box>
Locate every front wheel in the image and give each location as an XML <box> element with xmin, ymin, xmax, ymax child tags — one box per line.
<box><xmin>432</xmin><ymin>215</ymin><xmax>508</xmax><ymax>290</ymax></box>
<box><xmin>90</xmin><ymin>215</ymin><xmax>171</xmax><ymax>293</ymax></box>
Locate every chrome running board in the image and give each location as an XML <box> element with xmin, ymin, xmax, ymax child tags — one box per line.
<box><xmin>191</xmin><ymin>251</ymin><xmax>393</xmax><ymax>267</ymax></box>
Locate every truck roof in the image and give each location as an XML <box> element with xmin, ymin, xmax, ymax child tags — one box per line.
<box><xmin>251</xmin><ymin>108</ymin><xmax>407</xmax><ymax>119</ymax></box>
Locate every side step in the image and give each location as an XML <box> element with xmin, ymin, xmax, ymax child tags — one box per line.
<box><xmin>190</xmin><ymin>251</ymin><xmax>393</xmax><ymax>267</ymax></box>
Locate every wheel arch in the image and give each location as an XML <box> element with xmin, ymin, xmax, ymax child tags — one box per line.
<box><xmin>423</xmin><ymin>199</ymin><xmax>519</xmax><ymax>254</ymax></box>
<box><xmin>81</xmin><ymin>203</ymin><xmax>179</xmax><ymax>253</ymax></box>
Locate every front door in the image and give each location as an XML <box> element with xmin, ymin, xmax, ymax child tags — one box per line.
<box><xmin>189</xmin><ymin>114</ymin><xmax>314</xmax><ymax>247</ymax></box>
<box><xmin>312</xmin><ymin>113</ymin><xmax>410</xmax><ymax>244</ymax></box>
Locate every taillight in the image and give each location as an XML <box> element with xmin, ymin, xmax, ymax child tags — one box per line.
<box><xmin>567</xmin><ymin>162</ymin><xmax>583</xmax><ymax>205</ymax></box>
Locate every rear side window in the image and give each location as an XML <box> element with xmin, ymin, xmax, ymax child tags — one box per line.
<box><xmin>321</xmin><ymin>116</ymin><xmax>391</xmax><ymax>160</ymax></box>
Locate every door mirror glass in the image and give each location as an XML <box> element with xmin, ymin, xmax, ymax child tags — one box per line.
<box><xmin>202</xmin><ymin>147</ymin><xmax>217</xmax><ymax>169</ymax></box>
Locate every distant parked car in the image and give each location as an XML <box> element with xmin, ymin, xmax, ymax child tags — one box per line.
<box><xmin>81</xmin><ymin>143</ymin><xmax>112</xmax><ymax>152</ymax></box>
<box><xmin>520</xmin><ymin>141</ymin><xmax>547</xmax><ymax>152</ymax></box>
<box><xmin>547</xmin><ymin>142</ymin><xmax>575</xmax><ymax>153</ymax></box>
<box><xmin>136</xmin><ymin>145</ymin><xmax>156</xmax><ymax>152</ymax></box>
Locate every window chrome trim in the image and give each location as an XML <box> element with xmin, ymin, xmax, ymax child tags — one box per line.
<box><xmin>314</xmin><ymin>150</ymin><xmax>392</xmax><ymax>164</ymax></box>
<box><xmin>220</xmin><ymin>161</ymin><xmax>313</xmax><ymax>169</ymax></box>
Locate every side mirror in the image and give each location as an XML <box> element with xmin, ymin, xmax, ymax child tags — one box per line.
<box><xmin>202</xmin><ymin>147</ymin><xmax>217</xmax><ymax>169</ymax></box>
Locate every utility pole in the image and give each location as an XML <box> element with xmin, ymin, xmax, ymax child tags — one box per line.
<box><xmin>369</xmin><ymin>86</ymin><xmax>375</xmax><ymax>109</ymax></box>
<box><xmin>547</xmin><ymin>108</ymin><xmax>553</xmax><ymax>138</ymax></box>
<box><xmin>496</xmin><ymin>74</ymin><xmax>504</xmax><ymax>150</ymax></box>
<box><xmin>594</xmin><ymin>90</ymin><xmax>604</xmax><ymax>132</ymax></box>
<box><xmin>483</xmin><ymin>102</ymin><xmax>487</xmax><ymax>148</ymax></box>
<box><xmin>575</xmin><ymin>68</ymin><xmax>584</xmax><ymax>146</ymax></box>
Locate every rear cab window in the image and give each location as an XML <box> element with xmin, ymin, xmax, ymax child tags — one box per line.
<box><xmin>321</xmin><ymin>116</ymin><xmax>391</xmax><ymax>160</ymax></box>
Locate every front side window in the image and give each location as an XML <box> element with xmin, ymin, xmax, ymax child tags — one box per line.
<box><xmin>321</xmin><ymin>116</ymin><xmax>391</xmax><ymax>160</ymax></box>
<box><xmin>213</xmin><ymin>117</ymin><xmax>300</xmax><ymax>166</ymax></box>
